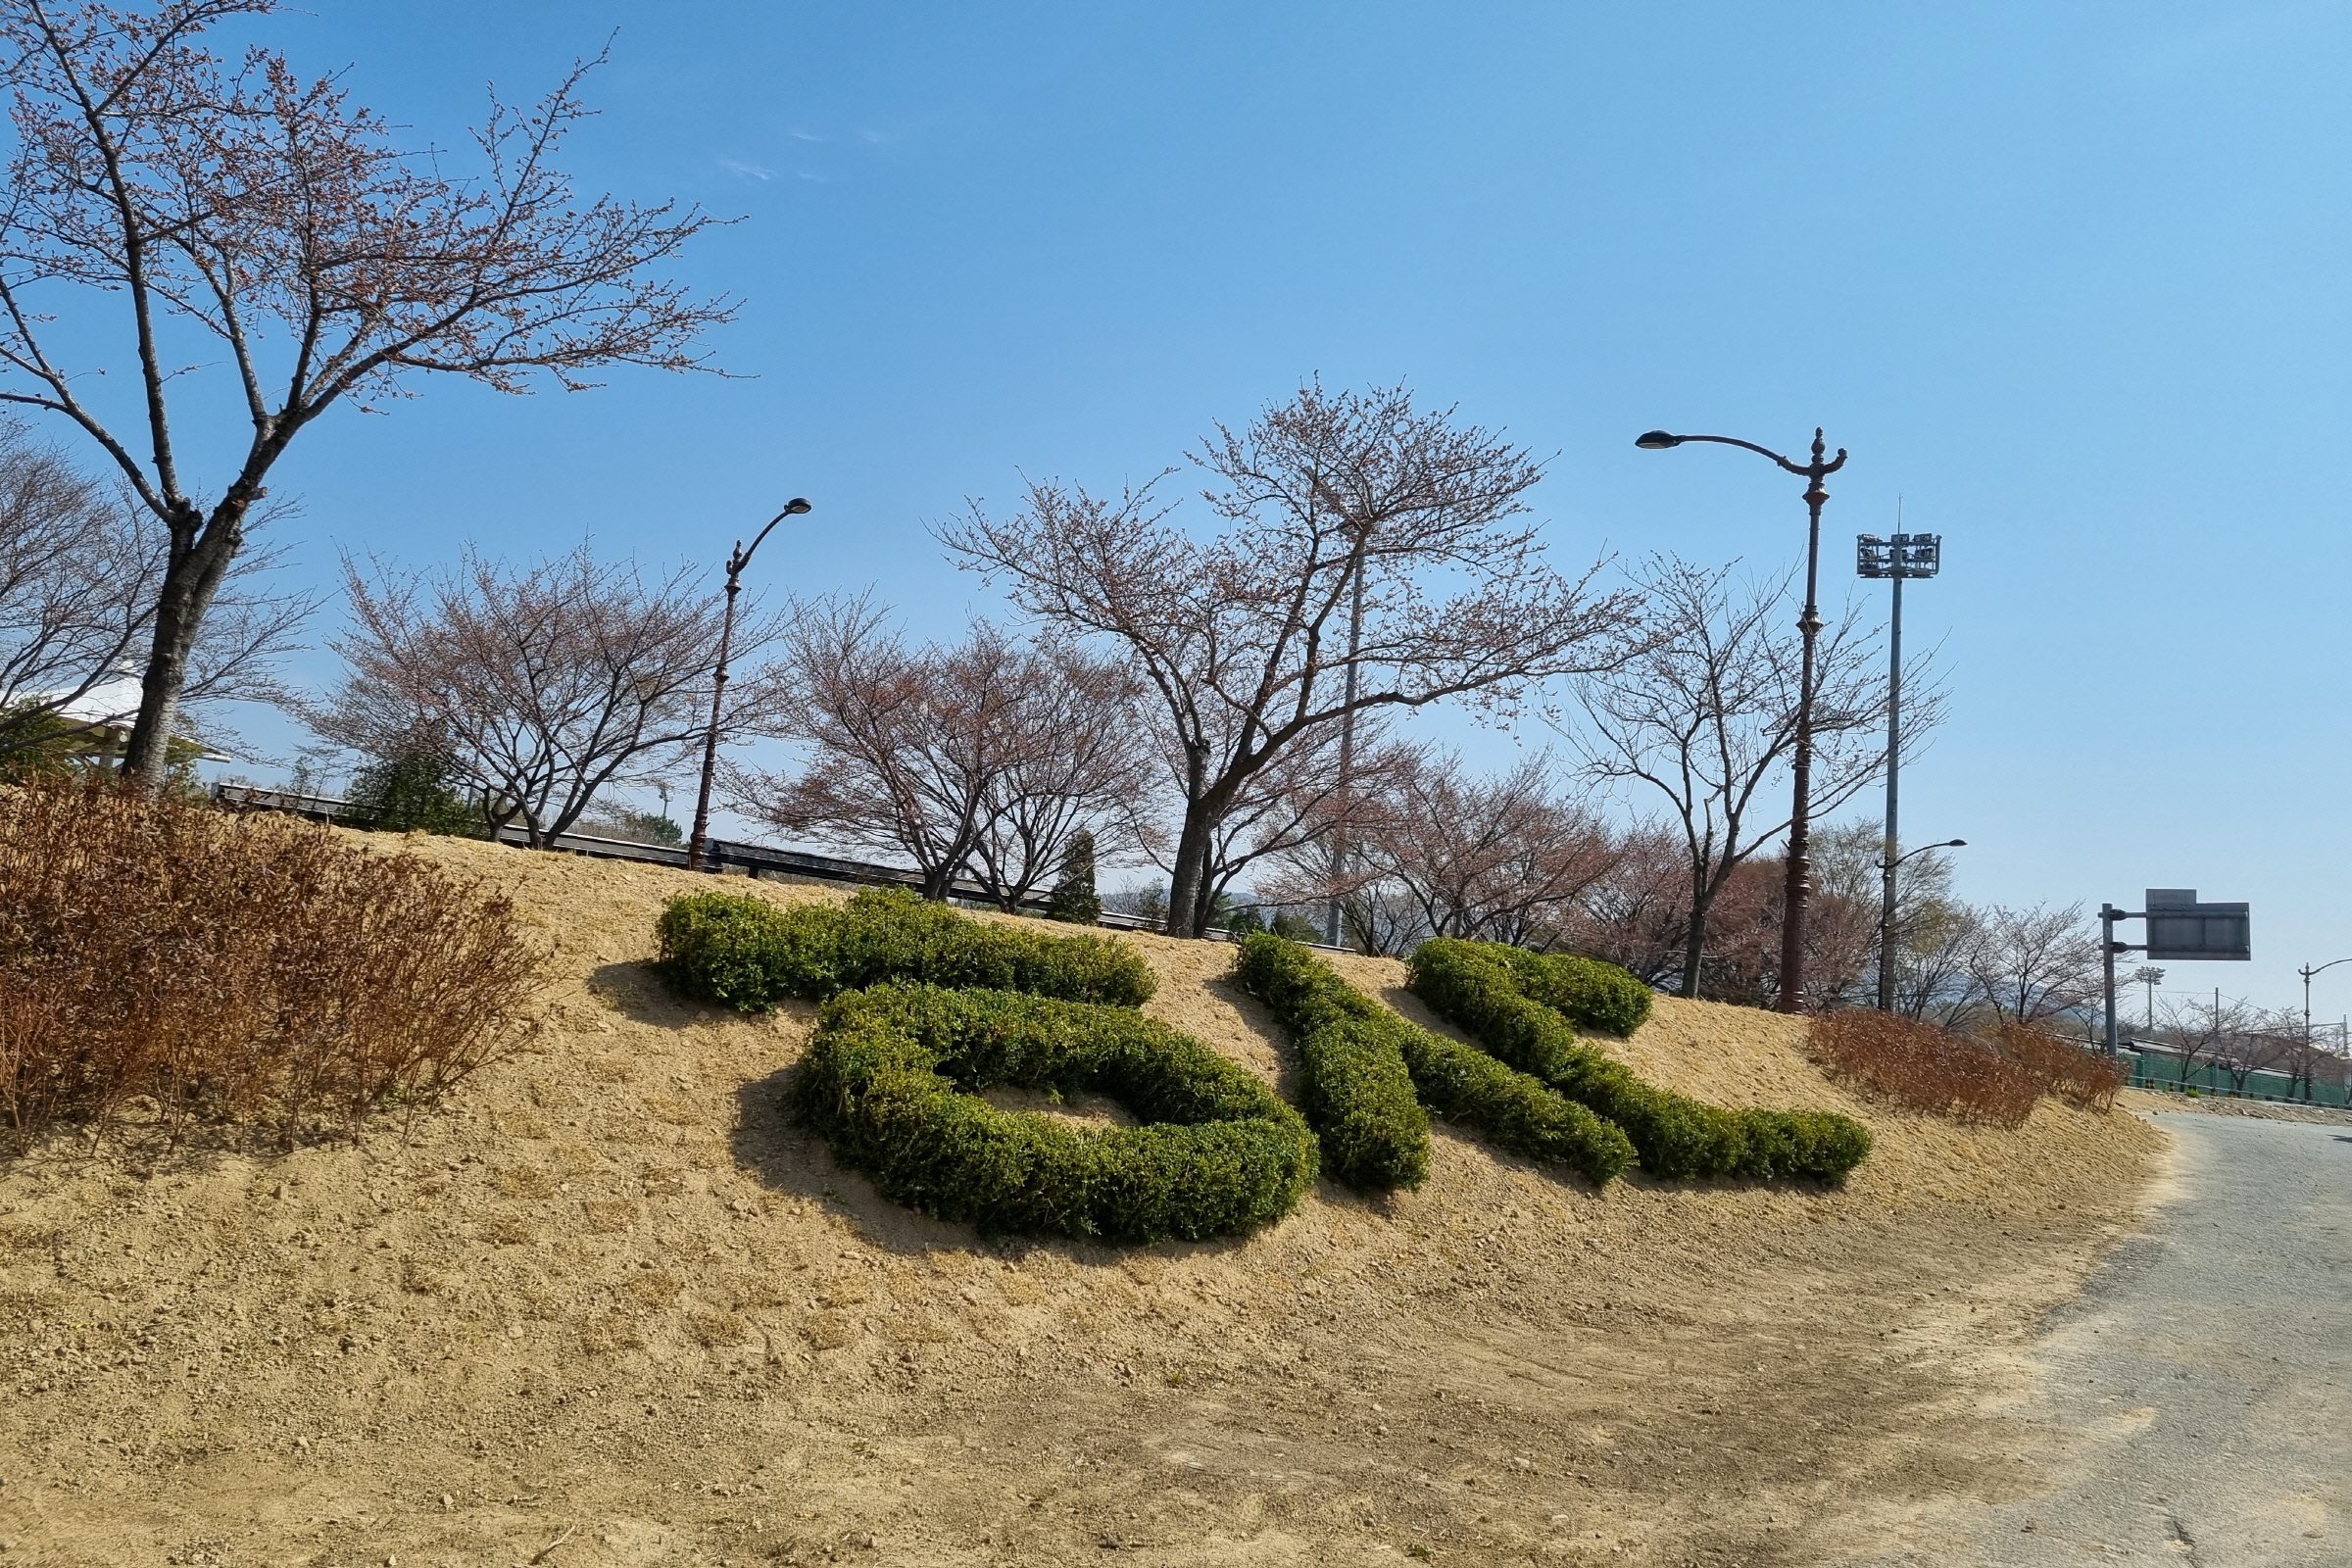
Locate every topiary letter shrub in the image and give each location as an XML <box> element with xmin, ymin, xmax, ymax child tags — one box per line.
<box><xmin>796</xmin><ymin>984</ymin><xmax>1315</xmax><ymax>1241</ymax></box>
<box><xmin>1235</xmin><ymin>934</ymin><xmax>1634</xmax><ymax>1187</ymax></box>
<box><xmin>1508</xmin><ymin>949</ymin><xmax>1653</xmax><ymax>1037</ymax></box>
<box><xmin>656</xmin><ymin>888</ymin><xmax>1317</xmax><ymax>1241</ymax></box>
<box><xmin>1233</xmin><ymin>933</ymin><xmax>1430</xmax><ymax>1188</ymax></box>
<box><xmin>657</xmin><ymin>886</ymin><xmax>1155</xmax><ymax>1012</ymax></box>
<box><xmin>1407</xmin><ymin>938</ymin><xmax>1870</xmax><ymax>1181</ymax></box>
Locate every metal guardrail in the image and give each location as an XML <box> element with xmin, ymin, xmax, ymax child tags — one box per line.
<box><xmin>209</xmin><ymin>783</ymin><xmax>1338</xmax><ymax>950</ymax></box>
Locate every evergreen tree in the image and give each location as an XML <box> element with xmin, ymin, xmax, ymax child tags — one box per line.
<box><xmin>1270</xmin><ymin>910</ymin><xmax>1323</xmax><ymax>944</ymax></box>
<box><xmin>346</xmin><ymin>750</ymin><xmax>482</xmax><ymax>837</ymax></box>
<box><xmin>1046</xmin><ymin>830</ymin><xmax>1102</xmax><ymax>924</ymax></box>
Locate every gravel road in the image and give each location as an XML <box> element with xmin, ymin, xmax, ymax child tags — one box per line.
<box><xmin>1854</xmin><ymin>1111</ymin><xmax>2350</xmax><ymax>1566</ymax></box>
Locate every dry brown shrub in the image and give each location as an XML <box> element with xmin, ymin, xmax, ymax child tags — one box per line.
<box><xmin>624</xmin><ymin>1270</ymin><xmax>683</xmax><ymax>1307</ymax></box>
<box><xmin>493</xmin><ymin>1166</ymin><xmax>558</xmax><ymax>1199</ymax></box>
<box><xmin>1990</xmin><ymin>1022</ymin><xmax>2125</xmax><ymax>1110</ymax></box>
<box><xmin>580</xmin><ymin>1199</ymin><xmax>639</xmax><ymax>1233</ymax></box>
<box><xmin>0</xmin><ymin>779</ymin><xmax>541</xmax><ymax>1152</ymax></box>
<box><xmin>1806</xmin><ymin>1009</ymin><xmax>2042</xmax><ymax>1127</ymax></box>
<box><xmin>686</xmin><ymin>1309</ymin><xmax>749</xmax><ymax>1347</ymax></box>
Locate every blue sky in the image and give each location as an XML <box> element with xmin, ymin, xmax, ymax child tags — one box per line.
<box><xmin>109</xmin><ymin>2</ymin><xmax>2352</xmax><ymax>1017</ymax></box>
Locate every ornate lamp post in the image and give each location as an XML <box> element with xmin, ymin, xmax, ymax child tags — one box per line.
<box><xmin>686</xmin><ymin>498</ymin><xmax>811</xmax><ymax>872</ymax></box>
<box><xmin>1637</xmin><ymin>426</ymin><xmax>1846</xmax><ymax>1012</ymax></box>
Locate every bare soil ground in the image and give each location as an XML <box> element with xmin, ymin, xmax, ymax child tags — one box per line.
<box><xmin>0</xmin><ymin>835</ymin><xmax>2163</xmax><ymax>1567</ymax></box>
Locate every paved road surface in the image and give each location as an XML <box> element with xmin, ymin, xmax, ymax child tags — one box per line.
<box><xmin>1854</xmin><ymin>1112</ymin><xmax>2349</xmax><ymax>1565</ymax></box>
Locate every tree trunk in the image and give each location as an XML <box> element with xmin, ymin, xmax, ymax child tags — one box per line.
<box><xmin>1680</xmin><ymin>865</ymin><xmax>1715</xmax><ymax>1000</ymax></box>
<box><xmin>123</xmin><ymin>503</ymin><xmax>245</xmax><ymax>786</ymax></box>
<box><xmin>1165</xmin><ymin>805</ymin><xmax>1221</xmax><ymax>939</ymax></box>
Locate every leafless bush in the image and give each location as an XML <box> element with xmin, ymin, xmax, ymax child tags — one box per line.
<box><xmin>0</xmin><ymin>779</ymin><xmax>542</xmax><ymax>1152</ymax></box>
<box><xmin>1989</xmin><ymin>1022</ymin><xmax>2124</xmax><ymax>1111</ymax></box>
<box><xmin>1807</xmin><ymin>1009</ymin><xmax>2043</xmax><ymax>1127</ymax></box>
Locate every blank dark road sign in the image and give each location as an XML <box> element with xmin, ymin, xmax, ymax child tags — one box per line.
<box><xmin>2142</xmin><ymin>888</ymin><xmax>2252</xmax><ymax>961</ymax></box>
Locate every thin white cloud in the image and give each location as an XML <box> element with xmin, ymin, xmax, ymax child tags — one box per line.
<box><xmin>718</xmin><ymin>158</ymin><xmax>774</xmax><ymax>181</ymax></box>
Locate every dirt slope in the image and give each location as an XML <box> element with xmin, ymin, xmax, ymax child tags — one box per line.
<box><xmin>0</xmin><ymin>834</ymin><xmax>2163</xmax><ymax>1568</ymax></box>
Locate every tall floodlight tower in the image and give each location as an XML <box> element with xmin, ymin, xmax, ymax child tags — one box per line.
<box><xmin>1857</xmin><ymin>528</ymin><xmax>1942</xmax><ymax>1010</ymax></box>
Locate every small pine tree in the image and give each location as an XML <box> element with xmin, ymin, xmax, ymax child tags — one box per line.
<box><xmin>347</xmin><ymin>750</ymin><xmax>481</xmax><ymax>837</ymax></box>
<box><xmin>1046</xmin><ymin>830</ymin><xmax>1102</xmax><ymax>925</ymax></box>
<box><xmin>1270</xmin><ymin>910</ymin><xmax>1322</xmax><ymax>944</ymax></box>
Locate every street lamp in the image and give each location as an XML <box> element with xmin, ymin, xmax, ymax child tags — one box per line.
<box><xmin>1858</xmin><ymin>525</ymin><xmax>1942</xmax><ymax>1009</ymax></box>
<box><xmin>2300</xmin><ymin>958</ymin><xmax>2352</xmax><ymax>1099</ymax></box>
<box><xmin>687</xmin><ymin>498</ymin><xmax>812</xmax><ymax>872</ymax></box>
<box><xmin>1875</xmin><ymin>837</ymin><xmax>1964</xmax><ymax>1011</ymax></box>
<box><xmin>1637</xmin><ymin>426</ymin><xmax>1847</xmax><ymax>1012</ymax></box>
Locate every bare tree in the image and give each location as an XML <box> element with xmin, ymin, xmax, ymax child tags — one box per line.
<box><xmin>2218</xmin><ymin>1015</ymin><xmax>2301</xmax><ymax>1098</ymax></box>
<box><xmin>961</xmin><ymin>642</ymin><xmax>1153</xmax><ymax>911</ymax></box>
<box><xmin>0</xmin><ymin>2</ymin><xmax>732</xmax><ymax>782</ymax></box>
<box><xmin>299</xmin><ymin>550</ymin><xmax>738</xmax><ymax>847</ymax></box>
<box><xmin>1563</xmin><ymin>822</ymin><xmax>1693</xmax><ymax>987</ymax></box>
<box><xmin>1961</xmin><ymin>903</ymin><xmax>2104</xmax><ymax>1027</ymax></box>
<box><xmin>1333</xmin><ymin>747</ymin><xmax>1617</xmax><ymax>950</ymax></box>
<box><xmin>2149</xmin><ymin>991</ymin><xmax>2262</xmax><ymax>1092</ymax></box>
<box><xmin>1572</xmin><ymin>555</ymin><xmax>1932</xmax><ymax>1000</ymax></box>
<box><xmin>1804</xmin><ymin>821</ymin><xmax>1963</xmax><ymax>1011</ymax></box>
<box><xmin>943</xmin><ymin>381</ymin><xmax>1641</xmax><ymax>937</ymax></box>
<box><xmin>0</xmin><ymin>422</ymin><xmax>302</xmax><ymax>759</ymax></box>
<box><xmin>1199</xmin><ymin>720</ymin><xmax>1407</xmax><ymax>933</ymax></box>
<box><xmin>1892</xmin><ymin>896</ymin><xmax>1982</xmax><ymax>1024</ymax></box>
<box><xmin>732</xmin><ymin>605</ymin><xmax>1147</xmax><ymax>906</ymax></box>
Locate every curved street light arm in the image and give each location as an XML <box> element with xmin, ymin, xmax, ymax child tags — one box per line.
<box><xmin>1655</xmin><ymin>430</ymin><xmax>1850</xmax><ymax>478</ymax></box>
<box><xmin>729</xmin><ymin>498</ymin><xmax>813</xmax><ymax>579</ymax></box>
<box><xmin>1882</xmin><ymin>838</ymin><xmax>1965</xmax><ymax>872</ymax></box>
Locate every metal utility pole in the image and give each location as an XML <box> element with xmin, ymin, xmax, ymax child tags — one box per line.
<box><xmin>687</xmin><ymin>497</ymin><xmax>812</xmax><ymax>873</ymax></box>
<box><xmin>1638</xmin><ymin>426</ymin><xmax>1846</xmax><ymax>1012</ymax></box>
<box><xmin>1324</xmin><ymin>560</ymin><xmax>1368</xmax><ymax>949</ymax></box>
<box><xmin>1857</xmin><ymin>526</ymin><xmax>1943</xmax><ymax>1009</ymax></box>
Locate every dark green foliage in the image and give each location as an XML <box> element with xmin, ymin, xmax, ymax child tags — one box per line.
<box><xmin>1235</xmin><ymin>935</ymin><xmax>1633</xmax><ymax>1187</ymax></box>
<box><xmin>656</xmin><ymin>886</ymin><xmax>1155</xmax><ymax>1014</ymax></box>
<box><xmin>1508</xmin><ymin>949</ymin><xmax>1654</xmax><ymax>1037</ymax></box>
<box><xmin>1387</xmin><ymin>1004</ymin><xmax>1636</xmax><ymax>1185</ymax></box>
<box><xmin>1269</xmin><ymin>910</ymin><xmax>1323</xmax><ymax>944</ymax></box>
<box><xmin>1233</xmin><ymin>934</ymin><xmax>1429</xmax><ymax>1188</ymax></box>
<box><xmin>1221</xmin><ymin>904</ymin><xmax>1265</xmax><ymax>936</ymax></box>
<box><xmin>795</xmin><ymin>983</ymin><xmax>1316</xmax><ymax>1241</ymax></box>
<box><xmin>582</xmin><ymin>808</ymin><xmax>682</xmax><ymax>846</ymax></box>
<box><xmin>1408</xmin><ymin>938</ymin><xmax>1871</xmax><ymax>1181</ymax></box>
<box><xmin>1046</xmin><ymin>830</ymin><xmax>1102</xmax><ymax>925</ymax></box>
<box><xmin>346</xmin><ymin>751</ymin><xmax>481</xmax><ymax>837</ymax></box>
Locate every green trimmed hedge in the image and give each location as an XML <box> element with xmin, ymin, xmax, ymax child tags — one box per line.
<box><xmin>1235</xmin><ymin>935</ymin><xmax>1634</xmax><ymax>1187</ymax></box>
<box><xmin>1507</xmin><ymin>949</ymin><xmax>1654</xmax><ymax>1037</ymax></box>
<box><xmin>656</xmin><ymin>887</ymin><xmax>1154</xmax><ymax>1012</ymax></box>
<box><xmin>1408</xmin><ymin>938</ymin><xmax>1871</xmax><ymax>1181</ymax></box>
<box><xmin>656</xmin><ymin>888</ymin><xmax>1309</xmax><ymax>1241</ymax></box>
<box><xmin>796</xmin><ymin>983</ymin><xmax>1315</xmax><ymax>1242</ymax></box>
<box><xmin>1233</xmin><ymin>934</ymin><xmax>1430</xmax><ymax>1188</ymax></box>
